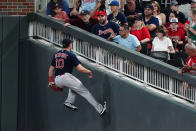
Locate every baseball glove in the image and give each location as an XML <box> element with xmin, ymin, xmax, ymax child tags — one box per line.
<box><xmin>48</xmin><ymin>82</ymin><xmax>63</xmax><ymax>92</ymax></box>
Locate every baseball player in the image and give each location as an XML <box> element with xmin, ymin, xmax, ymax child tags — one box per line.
<box><xmin>48</xmin><ymin>38</ymin><xmax>106</xmax><ymax>115</ymax></box>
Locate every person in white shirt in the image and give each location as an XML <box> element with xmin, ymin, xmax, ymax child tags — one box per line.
<box><xmin>151</xmin><ymin>25</ymin><xmax>175</xmax><ymax>53</ymax></box>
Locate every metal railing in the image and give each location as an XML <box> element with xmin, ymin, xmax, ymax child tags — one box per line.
<box><xmin>28</xmin><ymin>14</ymin><xmax>196</xmax><ymax>104</ymax></box>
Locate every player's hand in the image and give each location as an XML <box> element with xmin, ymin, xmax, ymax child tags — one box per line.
<box><xmin>178</xmin><ymin>69</ymin><xmax>183</xmax><ymax>75</ymax></box>
<box><xmin>48</xmin><ymin>82</ymin><xmax>63</xmax><ymax>92</ymax></box>
<box><xmin>88</xmin><ymin>71</ymin><xmax>93</xmax><ymax>79</ymax></box>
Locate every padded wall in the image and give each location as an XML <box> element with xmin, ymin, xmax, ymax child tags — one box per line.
<box><xmin>18</xmin><ymin>39</ymin><xmax>196</xmax><ymax>131</ymax></box>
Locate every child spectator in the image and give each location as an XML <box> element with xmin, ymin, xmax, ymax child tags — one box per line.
<box><xmin>152</xmin><ymin>1</ymin><xmax>166</xmax><ymax>25</ymax></box>
<box><xmin>168</xmin><ymin>18</ymin><xmax>185</xmax><ymax>51</ymax></box>
<box><xmin>130</xmin><ymin>17</ymin><xmax>151</xmax><ymax>54</ymax></box>
<box><xmin>151</xmin><ymin>25</ymin><xmax>175</xmax><ymax>53</ymax></box>
<box><xmin>47</xmin><ymin>0</ymin><xmax>70</xmax><ymax>16</ymax></box>
<box><xmin>107</xmin><ymin>1</ymin><xmax>128</xmax><ymax>25</ymax></box>
<box><xmin>51</xmin><ymin>3</ymin><xmax>70</xmax><ymax>23</ymax></box>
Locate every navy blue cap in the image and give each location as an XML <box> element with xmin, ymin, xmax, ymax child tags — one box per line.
<box><xmin>81</xmin><ymin>10</ymin><xmax>90</xmax><ymax>15</ymax></box>
<box><xmin>109</xmin><ymin>1</ymin><xmax>119</xmax><ymax>6</ymax></box>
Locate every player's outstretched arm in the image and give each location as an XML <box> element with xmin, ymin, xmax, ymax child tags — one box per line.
<box><xmin>76</xmin><ymin>64</ymin><xmax>93</xmax><ymax>78</ymax></box>
<box><xmin>49</xmin><ymin>65</ymin><xmax>55</xmax><ymax>84</ymax></box>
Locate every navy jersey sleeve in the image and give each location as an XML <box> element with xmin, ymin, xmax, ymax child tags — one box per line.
<box><xmin>153</xmin><ymin>17</ymin><xmax>159</xmax><ymax>27</ymax></box>
<box><xmin>121</xmin><ymin>13</ymin><xmax>127</xmax><ymax>24</ymax></box>
<box><xmin>72</xmin><ymin>54</ymin><xmax>81</xmax><ymax>67</ymax></box>
<box><xmin>91</xmin><ymin>24</ymin><xmax>98</xmax><ymax>35</ymax></box>
<box><xmin>46</xmin><ymin>2</ymin><xmax>51</xmax><ymax>15</ymax></box>
<box><xmin>51</xmin><ymin>54</ymin><xmax>56</xmax><ymax>67</ymax></box>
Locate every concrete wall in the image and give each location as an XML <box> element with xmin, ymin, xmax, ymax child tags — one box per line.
<box><xmin>18</xmin><ymin>39</ymin><xmax>196</xmax><ymax>131</ymax></box>
<box><xmin>0</xmin><ymin>16</ymin><xmax>28</xmax><ymax>131</ymax></box>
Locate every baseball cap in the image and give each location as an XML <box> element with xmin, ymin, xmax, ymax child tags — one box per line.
<box><xmin>109</xmin><ymin>1</ymin><xmax>119</xmax><ymax>6</ymax></box>
<box><xmin>81</xmin><ymin>10</ymin><xmax>90</xmax><ymax>15</ymax></box>
<box><xmin>62</xmin><ymin>39</ymin><xmax>73</xmax><ymax>48</ymax></box>
<box><xmin>192</xmin><ymin>0</ymin><xmax>196</xmax><ymax>3</ymax></box>
<box><xmin>171</xmin><ymin>0</ymin><xmax>178</xmax><ymax>6</ymax></box>
<box><xmin>97</xmin><ymin>10</ymin><xmax>106</xmax><ymax>16</ymax></box>
<box><xmin>144</xmin><ymin>4</ymin><xmax>154</xmax><ymax>10</ymax></box>
<box><xmin>54</xmin><ymin>2</ymin><xmax>61</xmax><ymax>8</ymax></box>
<box><xmin>170</xmin><ymin>18</ymin><xmax>178</xmax><ymax>23</ymax></box>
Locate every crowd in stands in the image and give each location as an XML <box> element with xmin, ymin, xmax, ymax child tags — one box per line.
<box><xmin>46</xmin><ymin>0</ymin><xmax>196</xmax><ymax>75</ymax></box>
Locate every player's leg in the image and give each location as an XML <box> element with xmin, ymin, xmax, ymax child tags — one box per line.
<box><xmin>64</xmin><ymin>89</ymin><xmax>78</xmax><ymax>110</ymax></box>
<box><xmin>66</xmin><ymin>73</ymin><xmax>106</xmax><ymax>114</ymax></box>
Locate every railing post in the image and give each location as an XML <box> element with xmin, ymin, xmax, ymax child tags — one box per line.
<box><xmin>28</xmin><ymin>22</ymin><xmax>34</xmax><ymax>37</ymax></box>
<box><xmin>169</xmin><ymin>77</ymin><xmax>173</xmax><ymax>96</ymax></box>
<box><xmin>144</xmin><ymin>66</ymin><xmax>148</xmax><ymax>87</ymax></box>
<box><xmin>120</xmin><ymin>58</ymin><xmax>123</xmax><ymax>73</ymax></box>
<box><xmin>96</xmin><ymin>47</ymin><xmax>100</xmax><ymax>63</ymax></box>
<box><xmin>50</xmin><ymin>27</ymin><xmax>54</xmax><ymax>42</ymax></box>
<box><xmin>72</xmin><ymin>38</ymin><xmax>76</xmax><ymax>52</ymax></box>
<box><xmin>194</xmin><ymin>87</ymin><xmax>196</xmax><ymax>106</ymax></box>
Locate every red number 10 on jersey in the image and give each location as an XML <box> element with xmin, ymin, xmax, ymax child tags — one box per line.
<box><xmin>56</xmin><ymin>59</ymin><xmax>64</xmax><ymax>69</ymax></box>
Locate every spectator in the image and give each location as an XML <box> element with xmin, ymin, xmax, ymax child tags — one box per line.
<box><xmin>165</xmin><ymin>11</ymin><xmax>184</xmax><ymax>30</ymax></box>
<box><xmin>152</xmin><ymin>1</ymin><xmax>166</xmax><ymax>25</ymax></box>
<box><xmin>47</xmin><ymin>0</ymin><xmax>70</xmax><ymax>16</ymax></box>
<box><xmin>191</xmin><ymin>0</ymin><xmax>196</xmax><ymax>9</ymax></box>
<box><xmin>70</xmin><ymin>10</ymin><xmax>98</xmax><ymax>32</ymax></box>
<box><xmin>124</xmin><ymin>0</ymin><xmax>143</xmax><ymax>26</ymax></box>
<box><xmin>70</xmin><ymin>0</ymin><xmax>101</xmax><ymax>17</ymax></box>
<box><xmin>170</xmin><ymin>0</ymin><xmax>187</xmax><ymax>24</ymax></box>
<box><xmin>130</xmin><ymin>17</ymin><xmax>151</xmax><ymax>54</ymax></box>
<box><xmin>142</xmin><ymin>4</ymin><xmax>159</xmax><ymax>39</ymax></box>
<box><xmin>107</xmin><ymin>1</ymin><xmax>128</xmax><ymax>25</ymax></box>
<box><xmin>178</xmin><ymin>43</ymin><xmax>196</xmax><ymax>75</ymax></box>
<box><xmin>105</xmin><ymin>0</ymin><xmax>125</xmax><ymax>15</ymax></box>
<box><xmin>168</xmin><ymin>18</ymin><xmax>185</xmax><ymax>51</ymax></box>
<box><xmin>113</xmin><ymin>24</ymin><xmax>142</xmax><ymax>52</ymax></box>
<box><xmin>91</xmin><ymin>10</ymin><xmax>119</xmax><ymax>39</ymax></box>
<box><xmin>151</xmin><ymin>25</ymin><xmax>175</xmax><ymax>53</ymax></box>
<box><xmin>51</xmin><ymin>3</ymin><xmax>70</xmax><ymax>23</ymax></box>
<box><xmin>185</xmin><ymin>9</ymin><xmax>196</xmax><ymax>43</ymax></box>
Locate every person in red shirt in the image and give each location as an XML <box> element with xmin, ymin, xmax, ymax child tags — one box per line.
<box><xmin>130</xmin><ymin>17</ymin><xmax>151</xmax><ymax>54</ymax></box>
<box><xmin>178</xmin><ymin>43</ymin><xmax>196</xmax><ymax>75</ymax></box>
<box><xmin>51</xmin><ymin>2</ymin><xmax>70</xmax><ymax>23</ymax></box>
<box><xmin>168</xmin><ymin>18</ymin><xmax>185</xmax><ymax>51</ymax></box>
<box><xmin>164</xmin><ymin>11</ymin><xmax>184</xmax><ymax>31</ymax></box>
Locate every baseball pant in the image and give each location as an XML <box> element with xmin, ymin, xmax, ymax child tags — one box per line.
<box><xmin>55</xmin><ymin>73</ymin><xmax>103</xmax><ymax>113</ymax></box>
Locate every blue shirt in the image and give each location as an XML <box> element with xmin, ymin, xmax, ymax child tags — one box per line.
<box><xmin>47</xmin><ymin>0</ymin><xmax>70</xmax><ymax>15</ymax></box>
<box><xmin>51</xmin><ymin>50</ymin><xmax>81</xmax><ymax>76</ymax></box>
<box><xmin>81</xmin><ymin>0</ymin><xmax>99</xmax><ymax>12</ymax></box>
<box><xmin>91</xmin><ymin>21</ymin><xmax>119</xmax><ymax>39</ymax></box>
<box><xmin>113</xmin><ymin>34</ymin><xmax>140</xmax><ymax>51</ymax></box>
<box><xmin>108</xmin><ymin>12</ymin><xmax>127</xmax><ymax>25</ymax></box>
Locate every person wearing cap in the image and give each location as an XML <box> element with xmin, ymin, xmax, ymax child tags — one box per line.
<box><xmin>142</xmin><ymin>4</ymin><xmax>159</xmax><ymax>39</ymax></box>
<box><xmin>70</xmin><ymin>10</ymin><xmax>98</xmax><ymax>32</ymax></box>
<box><xmin>168</xmin><ymin>18</ymin><xmax>185</xmax><ymax>51</ymax></box>
<box><xmin>124</xmin><ymin>0</ymin><xmax>143</xmax><ymax>26</ymax></box>
<box><xmin>70</xmin><ymin>0</ymin><xmax>101</xmax><ymax>18</ymax></box>
<box><xmin>105</xmin><ymin>0</ymin><xmax>125</xmax><ymax>15</ymax></box>
<box><xmin>91</xmin><ymin>10</ymin><xmax>119</xmax><ymax>39</ymax></box>
<box><xmin>51</xmin><ymin>2</ymin><xmax>70</xmax><ymax>23</ymax></box>
<box><xmin>113</xmin><ymin>24</ymin><xmax>142</xmax><ymax>52</ymax></box>
<box><xmin>47</xmin><ymin>0</ymin><xmax>70</xmax><ymax>16</ymax></box>
<box><xmin>107</xmin><ymin>1</ymin><xmax>128</xmax><ymax>26</ymax></box>
<box><xmin>191</xmin><ymin>0</ymin><xmax>196</xmax><ymax>9</ymax></box>
<box><xmin>170</xmin><ymin>0</ymin><xmax>187</xmax><ymax>24</ymax></box>
<box><xmin>130</xmin><ymin>17</ymin><xmax>151</xmax><ymax>54</ymax></box>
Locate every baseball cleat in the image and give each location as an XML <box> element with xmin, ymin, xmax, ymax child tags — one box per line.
<box><xmin>64</xmin><ymin>102</ymin><xmax>78</xmax><ymax>111</ymax></box>
<box><xmin>100</xmin><ymin>101</ymin><xmax>107</xmax><ymax>116</ymax></box>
